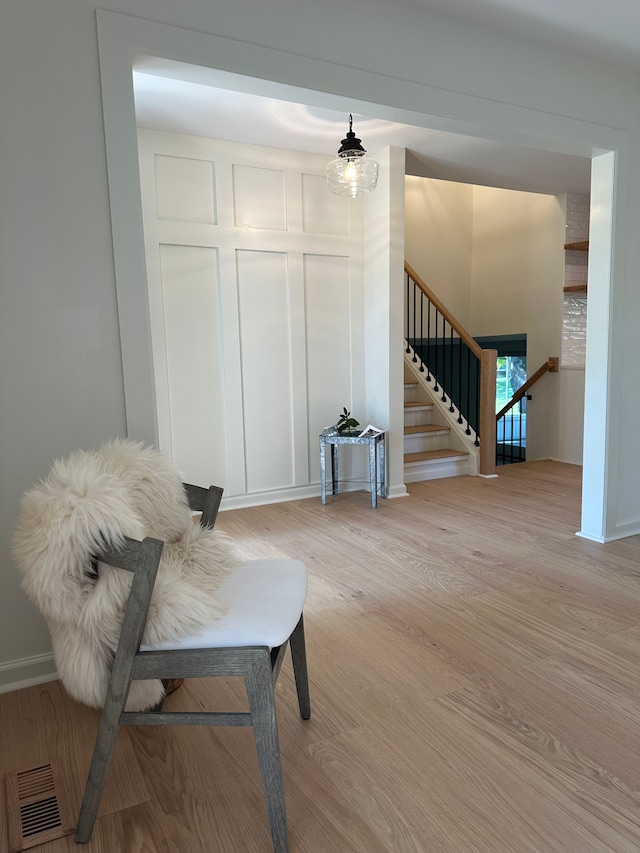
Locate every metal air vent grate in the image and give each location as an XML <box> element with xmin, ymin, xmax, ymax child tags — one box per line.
<box><xmin>5</xmin><ymin>761</ymin><xmax>75</xmax><ymax>851</ymax></box>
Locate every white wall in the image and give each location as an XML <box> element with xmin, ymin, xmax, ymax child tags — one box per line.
<box><xmin>470</xmin><ymin>186</ymin><xmax>565</xmax><ymax>461</ymax></box>
<box><xmin>404</xmin><ymin>176</ymin><xmax>473</xmax><ymax>326</ymax></box>
<box><xmin>3</xmin><ymin>0</ymin><xmax>640</xmax><ymax>689</ymax></box>
<box><xmin>558</xmin><ymin>369</ymin><xmax>585</xmax><ymax>465</ymax></box>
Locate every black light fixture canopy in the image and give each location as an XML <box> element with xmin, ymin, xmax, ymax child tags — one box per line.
<box><xmin>336</xmin><ymin>114</ymin><xmax>367</xmax><ymax>156</ymax></box>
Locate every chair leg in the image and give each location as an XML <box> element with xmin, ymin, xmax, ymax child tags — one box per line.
<box><xmin>246</xmin><ymin>651</ymin><xmax>289</xmax><ymax>853</ymax></box>
<box><xmin>75</xmin><ymin>692</ymin><xmax>126</xmax><ymax>842</ymax></box>
<box><xmin>289</xmin><ymin>615</ymin><xmax>311</xmax><ymax>720</ymax></box>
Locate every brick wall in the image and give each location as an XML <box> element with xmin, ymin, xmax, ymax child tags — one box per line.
<box><xmin>562</xmin><ymin>193</ymin><xmax>589</xmax><ymax>367</ymax></box>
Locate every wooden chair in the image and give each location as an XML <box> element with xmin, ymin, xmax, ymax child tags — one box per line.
<box><xmin>75</xmin><ymin>484</ymin><xmax>310</xmax><ymax>853</ymax></box>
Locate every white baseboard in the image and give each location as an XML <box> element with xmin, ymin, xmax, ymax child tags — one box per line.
<box><xmin>219</xmin><ymin>481</ymin><xmax>390</xmax><ymax>510</ymax></box>
<box><xmin>0</xmin><ymin>652</ymin><xmax>58</xmax><ymax>695</ymax></box>
<box><xmin>386</xmin><ymin>484</ymin><xmax>410</xmax><ymax>499</ymax></box>
<box><xmin>577</xmin><ymin>521</ymin><xmax>640</xmax><ymax>543</ymax></box>
<box><xmin>575</xmin><ymin>530</ymin><xmax>606</xmax><ymax>543</ymax></box>
<box><xmin>220</xmin><ymin>484</ymin><xmax>326</xmax><ymax>510</ymax></box>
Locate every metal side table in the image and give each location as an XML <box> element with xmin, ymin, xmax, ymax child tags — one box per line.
<box><xmin>319</xmin><ymin>429</ymin><xmax>386</xmax><ymax>508</ymax></box>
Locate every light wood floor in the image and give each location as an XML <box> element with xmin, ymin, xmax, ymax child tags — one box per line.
<box><xmin>3</xmin><ymin>461</ymin><xmax>640</xmax><ymax>852</ymax></box>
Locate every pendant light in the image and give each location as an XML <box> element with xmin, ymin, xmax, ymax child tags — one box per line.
<box><xmin>326</xmin><ymin>114</ymin><xmax>379</xmax><ymax>198</ymax></box>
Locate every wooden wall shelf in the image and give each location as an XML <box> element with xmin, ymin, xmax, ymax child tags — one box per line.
<box><xmin>564</xmin><ymin>285</ymin><xmax>587</xmax><ymax>294</ymax></box>
<box><xmin>564</xmin><ymin>240</ymin><xmax>589</xmax><ymax>251</ymax></box>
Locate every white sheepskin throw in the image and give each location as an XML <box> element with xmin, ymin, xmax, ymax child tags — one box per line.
<box><xmin>12</xmin><ymin>439</ymin><xmax>240</xmax><ymax>712</ymax></box>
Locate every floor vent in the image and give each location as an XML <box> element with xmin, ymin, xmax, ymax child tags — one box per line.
<box><xmin>4</xmin><ymin>762</ymin><xmax>75</xmax><ymax>852</ymax></box>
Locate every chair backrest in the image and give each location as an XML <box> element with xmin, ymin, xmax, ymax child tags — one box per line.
<box><xmin>13</xmin><ymin>437</ymin><xmax>229</xmax><ymax>710</ymax></box>
<box><xmin>183</xmin><ymin>483</ymin><xmax>224</xmax><ymax>528</ymax></box>
<box><xmin>98</xmin><ymin>536</ymin><xmax>165</xmax><ymax>708</ymax></box>
<box><xmin>92</xmin><ymin>483</ymin><xmax>224</xmax><ymax>709</ymax></box>
<box><xmin>97</xmin><ymin>483</ymin><xmax>223</xmax><ymax>662</ymax></box>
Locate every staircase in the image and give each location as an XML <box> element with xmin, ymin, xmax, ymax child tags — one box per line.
<box><xmin>403</xmin><ymin>263</ymin><xmax>558</xmax><ymax>481</ymax></box>
<box><xmin>403</xmin><ymin>360</ymin><xmax>477</xmax><ymax>482</ymax></box>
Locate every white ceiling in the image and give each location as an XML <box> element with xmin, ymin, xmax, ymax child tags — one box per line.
<box><xmin>133</xmin><ymin>0</ymin><xmax>640</xmax><ymax>198</ymax></box>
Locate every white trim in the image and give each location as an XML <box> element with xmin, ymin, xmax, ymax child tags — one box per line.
<box><xmin>580</xmin><ymin>151</ymin><xmax>616</xmax><ymax>541</ymax></box>
<box><xmin>0</xmin><ymin>652</ymin><xmax>58</xmax><ymax>695</ymax></box>
<box><xmin>96</xmin><ymin>10</ymin><xmax>620</xmax><ymax>538</ymax></box>
<box><xmin>219</xmin><ymin>482</ymin><xmax>365</xmax><ymax>510</ymax></box>
<box><xmin>386</xmin><ymin>484</ymin><xmax>410</xmax><ymax>499</ymax></box>
<box><xmin>580</xmin><ymin>520</ymin><xmax>640</xmax><ymax>543</ymax></box>
<box><xmin>575</xmin><ymin>531</ymin><xmax>606</xmax><ymax>543</ymax></box>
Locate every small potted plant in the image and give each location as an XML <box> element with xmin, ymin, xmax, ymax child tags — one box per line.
<box><xmin>336</xmin><ymin>407</ymin><xmax>360</xmax><ymax>435</ymax></box>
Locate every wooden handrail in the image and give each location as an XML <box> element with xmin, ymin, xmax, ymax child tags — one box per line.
<box><xmin>405</xmin><ymin>263</ymin><xmax>484</xmax><ymax>360</ymax></box>
<box><xmin>405</xmin><ymin>262</ymin><xmax>496</xmax><ymax>476</ymax></box>
<box><xmin>496</xmin><ymin>357</ymin><xmax>559</xmax><ymax>421</ymax></box>
<box><xmin>564</xmin><ymin>284</ymin><xmax>587</xmax><ymax>294</ymax></box>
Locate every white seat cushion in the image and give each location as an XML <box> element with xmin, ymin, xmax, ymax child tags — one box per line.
<box><xmin>140</xmin><ymin>559</ymin><xmax>308</xmax><ymax>651</ymax></box>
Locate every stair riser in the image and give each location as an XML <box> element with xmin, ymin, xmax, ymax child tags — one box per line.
<box><xmin>404</xmin><ymin>384</ymin><xmax>418</xmax><ymax>403</ymax></box>
<box><xmin>404</xmin><ymin>433</ymin><xmax>452</xmax><ymax>454</ymax></box>
<box><xmin>404</xmin><ymin>409</ymin><xmax>434</xmax><ymax>427</ymax></box>
<box><xmin>404</xmin><ymin>457</ymin><xmax>470</xmax><ymax>481</ymax></box>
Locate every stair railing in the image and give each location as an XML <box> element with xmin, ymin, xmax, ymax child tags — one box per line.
<box><xmin>496</xmin><ymin>357</ymin><xmax>559</xmax><ymax>465</ymax></box>
<box><xmin>404</xmin><ymin>262</ymin><xmax>497</xmax><ymax>476</ymax></box>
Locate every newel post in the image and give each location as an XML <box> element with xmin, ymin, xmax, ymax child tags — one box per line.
<box><xmin>479</xmin><ymin>349</ymin><xmax>497</xmax><ymax>476</ymax></box>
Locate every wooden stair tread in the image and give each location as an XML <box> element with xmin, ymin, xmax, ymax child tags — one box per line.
<box><xmin>404</xmin><ymin>401</ymin><xmax>433</xmax><ymax>409</ymax></box>
<box><xmin>404</xmin><ymin>424</ymin><xmax>449</xmax><ymax>435</ymax></box>
<box><xmin>404</xmin><ymin>449</ymin><xmax>468</xmax><ymax>463</ymax></box>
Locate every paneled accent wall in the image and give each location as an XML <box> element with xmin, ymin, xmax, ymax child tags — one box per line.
<box><xmin>138</xmin><ymin>130</ymin><xmax>365</xmax><ymax>506</ymax></box>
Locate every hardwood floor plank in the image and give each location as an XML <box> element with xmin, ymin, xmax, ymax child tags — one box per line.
<box><xmin>308</xmin><ymin>721</ymin><xmax>611</xmax><ymax>853</ymax></box>
<box><xmin>0</xmin><ymin>682</ymin><xmax>149</xmax><ymax>827</ymax></box>
<box><xmin>437</xmin><ymin>684</ymin><xmax>640</xmax><ymax>852</ymax></box>
<box><xmin>3</xmin><ymin>461</ymin><xmax>640</xmax><ymax>852</ymax></box>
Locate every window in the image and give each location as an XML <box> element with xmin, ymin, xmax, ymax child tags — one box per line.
<box><xmin>496</xmin><ymin>356</ymin><xmax>527</xmax><ymax>413</ymax></box>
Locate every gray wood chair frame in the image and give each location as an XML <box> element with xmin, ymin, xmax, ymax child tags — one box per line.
<box><xmin>75</xmin><ymin>484</ymin><xmax>310</xmax><ymax>853</ymax></box>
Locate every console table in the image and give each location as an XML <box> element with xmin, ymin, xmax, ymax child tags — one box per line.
<box><xmin>319</xmin><ymin>429</ymin><xmax>386</xmax><ymax>508</ymax></box>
